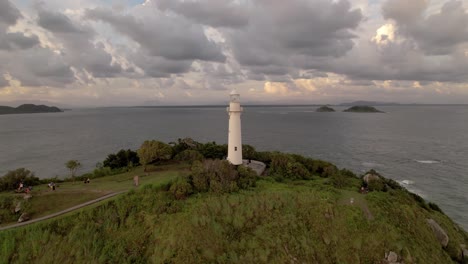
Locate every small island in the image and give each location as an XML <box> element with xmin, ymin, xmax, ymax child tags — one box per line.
<box><xmin>316</xmin><ymin>105</ymin><xmax>336</xmax><ymax>112</ymax></box>
<box><xmin>0</xmin><ymin>104</ymin><xmax>63</xmax><ymax>115</ymax></box>
<box><xmin>343</xmin><ymin>105</ymin><xmax>384</xmax><ymax>113</ymax></box>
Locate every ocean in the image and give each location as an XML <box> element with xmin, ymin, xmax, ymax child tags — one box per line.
<box><xmin>0</xmin><ymin>105</ymin><xmax>467</xmax><ymax>230</ymax></box>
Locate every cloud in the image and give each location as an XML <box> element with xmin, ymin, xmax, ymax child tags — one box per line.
<box><xmin>0</xmin><ymin>0</ymin><xmax>22</xmax><ymax>26</ymax></box>
<box><xmin>155</xmin><ymin>0</ymin><xmax>249</xmax><ymax>28</ymax></box>
<box><xmin>225</xmin><ymin>0</ymin><xmax>363</xmax><ymax>79</ymax></box>
<box><xmin>37</xmin><ymin>9</ymin><xmax>123</xmax><ymax>79</ymax></box>
<box><xmin>0</xmin><ymin>32</ymin><xmax>40</xmax><ymax>50</ymax></box>
<box><xmin>0</xmin><ymin>74</ymin><xmax>8</xmax><ymax>88</ymax></box>
<box><xmin>383</xmin><ymin>0</ymin><xmax>468</xmax><ymax>55</ymax></box>
<box><xmin>85</xmin><ymin>8</ymin><xmax>226</xmax><ymax>62</ymax></box>
<box><xmin>1</xmin><ymin>46</ymin><xmax>76</xmax><ymax>87</ymax></box>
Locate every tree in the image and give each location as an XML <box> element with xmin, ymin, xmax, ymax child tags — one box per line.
<box><xmin>103</xmin><ymin>149</ymin><xmax>140</xmax><ymax>169</ymax></box>
<box><xmin>65</xmin><ymin>160</ymin><xmax>82</xmax><ymax>181</ymax></box>
<box><xmin>0</xmin><ymin>168</ymin><xmax>40</xmax><ymax>191</ymax></box>
<box><xmin>137</xmin><ymin>140</ymin><xmax>173</xmax><ymax>171</ymax></box>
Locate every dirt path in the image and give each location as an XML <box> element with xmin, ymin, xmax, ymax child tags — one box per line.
<box><xmin>0</xmin><ymin>191</ymin><xmax>126</xmax><ymax>231</ymax></box>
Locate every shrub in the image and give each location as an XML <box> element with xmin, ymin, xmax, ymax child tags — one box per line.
<box><xmin>0</xmin><ymin>168</ymin><xmax>40</xmax><ymax>191</ymax></box>
<box><xmin>237</xmin><ymin>165</ymin><xmax>257</xmax><ymax>189</ymax></box>
<box><xmin>170</xmin><ymin>177</ymin><xmax>193</xmax><ymax>200</ymax></box>
<box><xmin>330</xmin><ymin>172</ymin><xmax>349</xmax><ymax>189</ymax></box>
<box><xmin>428</xmin><ymin>202</ymin><xmax>443</xmax><ymax>213</ymax></box>
<box><xmin>174</xmin><ymin>150</ymin><xmax>204</xmax><ymax>163</ymax></box>
<box><xmin>103</xmin><ymin>149</ymin><xmax>140</xmax><ymax>169</ymax></box>
<box><xmin>197</xmin><ymin>142</ymin><xmax>227</xmax><ymax>159</ymax></box>
<box><xmin>367</xmin><ymin>178</ymin><xmax>386</xmax><ymax>192</ymax></box>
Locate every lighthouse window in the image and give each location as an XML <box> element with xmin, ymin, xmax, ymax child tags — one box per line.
<box><xmin>235</xmin><ymin>147</ymin><xmax>237</xmax><ymax>151</ymax></box>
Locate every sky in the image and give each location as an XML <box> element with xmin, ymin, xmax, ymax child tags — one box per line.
<box><xmin>0</xmin><ymin>0</ymin><xmax>467</xmax><ymax>106</ymax></box>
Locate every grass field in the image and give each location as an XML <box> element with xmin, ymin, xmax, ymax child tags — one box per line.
<box><xmin>0</xmin><ymin>163</ymin><xmax>190</xmax><ymax>226</ymax></box>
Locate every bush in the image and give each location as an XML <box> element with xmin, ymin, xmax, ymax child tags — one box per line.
<box><xmin>0</xmin><ymin>168</ymin><xmax>40</xmax><ymax>191</ymax></box>
<box><xmin>367</xmin><ymin>178</ymin><xmax>386</xmax><ymax>192</ymax></box>
<box><xmin>103</xmin><ymin>149</ymin><xmax>140</xmax><ymax>169</ymax></box>
<box><xmin>197</xmin><ymin>142</ymin><xmax>227</xmax><ymax>160</ymax></box>
<box><xmin>428</xmin><ymin>202</ymin><xmax>443</xmax><ymax>213</ymax></box>
<box><xmin>174</xmin><ymin>150</ymin><xmax>204</xmax><ymax>163</ymax></box>
<box><xmin>237</xmin><ymin>165</ymin><xmax>257</xmax><ymax>189</ymax></box>
<box><xmin>170</xmin><ymin>177</ymin><xmax>193</xmax><ymax>200</ymax></box>
<box><xmin>330</xmin><ymin>172</ymin><xmax>349</xmax><ymax>189</ymax></box>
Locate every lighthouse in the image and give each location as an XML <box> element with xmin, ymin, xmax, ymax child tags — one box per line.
<box><xmin>227</xmin><ymin>89</ymin><xmax>243</xmax><ymax>165</ymax></box>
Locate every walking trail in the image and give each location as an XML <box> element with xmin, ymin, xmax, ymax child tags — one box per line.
<box><xmin>0</xmin><ymin>191</ymin><xmax>126</xmax><ymax>231</ymax></box>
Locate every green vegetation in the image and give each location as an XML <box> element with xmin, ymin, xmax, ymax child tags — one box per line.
<box><xmin>316</xmin><ymin>105</ymin><xmax>336</xmax><ymax>112</ymax></box>
<box><xmin>0</xmin><ymin>104</ymin><xmax>62</xmax><ymax>115</ymax></box>
<box><xmin>65</xmin><ymin>160</ymin><xmax>82</xmax><ymax>181</ymax></box>
<box><xmin>344</xmin><ymin>105</ymin><xmax>384</xmax><ymax>113</ymax></box>
<box><xmin>137</xmin><ymin>140</ymin><xmax>173</xmax><ymax>171</ymax></box>
<box><xmin>103</xmin><ymin>149</ymin><xmax>140</xmax><ymax>169</ymax></box>
<box><xmin>0</xmin><ymin>139</ymin><xmax>467</xmax><ymax>263</ymax></box>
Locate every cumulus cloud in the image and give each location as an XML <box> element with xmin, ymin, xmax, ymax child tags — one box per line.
<box><xmin>383</xmin><ymin>0</ymin><xmax>468</xmax><ymax>55</ymax></box>
<box><xmin>85</xmin><ymin>8</ymin><xmax>226</xmax><ymax>62</ymax></box>
<box><xmin>225</xmin><ymin>0</ymin><xmax>363</xmax><ymax>80</ymax></box>
<box><xmin>0</xmin><ymin>0</ymin><xmax>21</xmax><ymax>26</ymax></box>
<box><xmin>155</xmin><ymin>0</ymin><xmax>249</xmax><ymax>28</ymax></box>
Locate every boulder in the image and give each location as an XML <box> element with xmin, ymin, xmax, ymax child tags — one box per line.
<box><xmin>387</xmin><ymin>251</ymin><xmax>398</xmax><ymax>263</ymax></box>
<box><xmin>14</xmin><ymin>201</ymin><xmax>22</xmax><ymax>213</ymax></box>
<box><xmin>18</xmin><ymin>212</ymin><xmax>30</xmax><ymax>223</ymax></box>
<box><xmin>461</xmin><ymin>244</ymin><xmax>468</xmax><ymax>262</ymax></box>
<box><xmin>426</xmin><ymin>219</ymin><xmax>449</xmax><ymax>247</ymax></box>
<box><xmin>363</xmin><ymin>173</ymin><xmax>380</xmax><ymax>184</ymax></box>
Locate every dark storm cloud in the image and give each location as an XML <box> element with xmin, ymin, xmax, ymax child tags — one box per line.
<box><xmin>131</xmin><ymin>52</ymin><xmax>193</xmax><ymax>78</ymax></box>
<box><xmin>224</xmin><ymin>0</ymin><xmax>363</xmax><ymax>79</ymax></box>
<box><xmin>155</xmin><ymin>0</ymin><xmax>249</xmax><ymax>28</ymax></box>
<box><xmin>0</xmin><ymin>74</ymin><xmax>8</xmax><ymax>88</ymax></box>
<box><xmin>37</xmin><ymin>10</ymin><xmax>84</xmax><ymax>33</ymax></box>
<box><xmin>0</xmin><ymin>32</ymin><xmax>39</xmax><ymax>50</ymax></box>
<box><xmin>85</xmin><ymin>8</ymin><xmax>226</xmax><ymax>62</ymax></box>
<box><xmin>0</xmin><ymin>0</ymin><xmax>22</xmax><ymax>26</ymax></box>
<box><xmin>383</xmin><ymin>0</ymin><xmax>468</xmax><ymax>55</ymax></box>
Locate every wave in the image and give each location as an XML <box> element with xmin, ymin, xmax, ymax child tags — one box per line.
<box><xmin>415</xmin><ymin>160</ymin><xmax>440</xmax><ymax>164</ymax></box>
<box><xmin>400</xmin><ymin>180</ymin><xmax>414</xmax><ymax>185</ymax></box>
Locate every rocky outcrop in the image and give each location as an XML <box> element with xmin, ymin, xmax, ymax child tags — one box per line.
<box><xmin>18</xmin><ymin>212</ymin><xmax>30</xmax><ymax>223</ymax></box>
<box><xmin>363</xmin><ymin>173</ymin><xmax>380</xmax><ymax>184</ymax></box>
<box><xmin>426</xmin><ymin>219</ymin><xmax>449</xmax><ymax>247</ymax></box>
<box><xmin>383</xmin><ymin>251</ymin><xmax>401</xmax><ymax>264</ymax></box>
<box><xmin>14</xmin><ymin>201</ymin><xmax>22</xmax><ymax>213</ymax></box>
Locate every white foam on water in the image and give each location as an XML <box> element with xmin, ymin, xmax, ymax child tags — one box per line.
<box><xmin>415</xmin><ymin>160</ymin><xmax>440</xmax><ymax>164</ymax></box>
<box><xmin>401</xmin><ymin>180</ymin><xmax>414</xmax><ymax>185</ymax></box>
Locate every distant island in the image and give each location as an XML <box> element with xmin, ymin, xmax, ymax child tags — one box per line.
<box><xmin>0</xmin><ymin>104</ymin><xmax>63</xmax><ymax>115</ymax></box>
<box><xmin>316</xmin><ymin>106</ymin><xmax>336</xmax><ymax>112</ymax></box>
<box><xmin>340</xmin><ymin>101</ymin><xmax>399</xmax><ymax>106</ymax></box>
<box><xmin>344</xmin><ymin>105</ymin><xmax>384</xmax><ymax>113</ymax></box>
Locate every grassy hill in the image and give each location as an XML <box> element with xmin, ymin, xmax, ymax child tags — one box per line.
<box><xmin>1</xmin><ymin>166</ymin><xmax>467</xmax><ymax>263</ymax></box>
<box><xmin>0</xmin><ymin>141</ymin><xmax>467</xmax><ymax>263</ymax></box>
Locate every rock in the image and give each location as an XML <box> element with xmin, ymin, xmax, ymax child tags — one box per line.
<box><xmin>461</xmin><ymin>244</ymin><xmax>468</xmax><ymax>261</ymax></box>
<box><xmin>14</xmin><ymin>201</ymin><xmax>22</xmax><ymax>213</ymax></box>
<box><xmin>426</xmin><ymin>219</ymin><xmax>449</xmax><ymax>247</ymax></box>
<box><xmin>387</xmin><ymin>251</ymin><xmax>398</xmax><ymax>263</ymax></box>
<box><xmin>363</xmin><ymin>173</ymin><xmax>380</xmax><ymax>184</ymax></box>
<box><xmin>18</xmin><ymin>212</ymin><xmax>30</xmax><ymax>223</ymax></box>
<box><xmin>23</xmin><ymin>194</ymin><xmax>32</xmax><ymax>200</ymax></box>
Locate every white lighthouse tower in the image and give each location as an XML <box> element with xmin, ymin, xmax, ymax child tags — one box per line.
<box><xmin>227</xmin><ymin>89</ymin><xmax>243</xmax><ymax>165</ymax></box>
